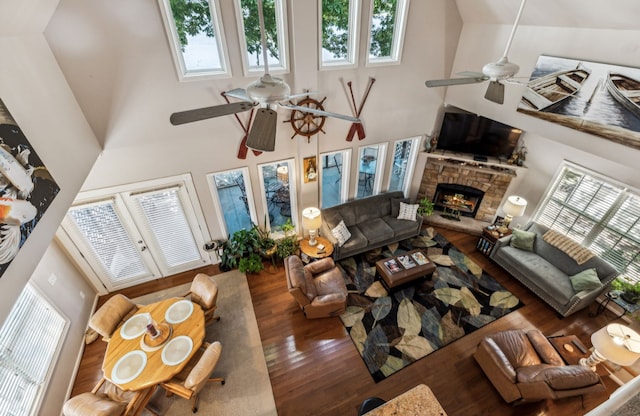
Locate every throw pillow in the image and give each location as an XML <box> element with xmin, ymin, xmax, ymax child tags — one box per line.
<box><xmin>569</xmin><ymin>268</ymin><xmax>602</xmax><ymax>292</ymax></box>
<box><xmin>331</xmin><ymin>220</ymin><xmax>351</xmax><ymax>247</ymax></box>
<box><xmin>510</xmin><ymin>229</ymin><xmax>536</xmax><ymax>251</ymax></box>
<box><xmin>391</xmin><ymin>197</ymin><xmax>409</xmax><ymax>217</ymax></box>
<box><xmin>397</xmin><ymin>202</ymin><xmax>419</xmax><ymax>221</ymax></box>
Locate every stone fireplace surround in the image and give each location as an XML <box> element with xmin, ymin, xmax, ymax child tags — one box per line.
<box><xmin>417</xmin><ymin>154</ymin><xmax>523</xmax><ymax>235</ymax></box>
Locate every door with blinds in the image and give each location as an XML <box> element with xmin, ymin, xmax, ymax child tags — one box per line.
<box><xmin>61</xmin><ymin>177</ymin><xmax>211</xmax><ymax>291</ymax></box>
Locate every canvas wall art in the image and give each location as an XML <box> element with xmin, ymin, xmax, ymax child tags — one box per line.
<box><xmin>517</xmin><ymin>55</ymin><xmax>640</xmax><ymax>150</ymax></box>
<box><xmin>0</xmin><ymin>98</ymin><xmax>60</xmax><ymax>278</ymax></box>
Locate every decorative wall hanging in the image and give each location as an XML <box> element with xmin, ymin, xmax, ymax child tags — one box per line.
<box><xmin>517</xmin><ymin>55</ymin><xmax>640</xmax><ymax>150</ymax></box>
<box><xmin>284</xmin><ymin>96</ymin><xmax>327</xmax><ymax>142</ymax></box>
<box><xmin>0</xmin><ymin>98</ymin><xmax>60</xmax><ymax>279</ymax></box>
<box><xmin>220</xmin><ymin>92</ymin><xmax>261</xmax><ymax>160</ymax></box>
<box><xmin>342</xmin><ymin>77</ymin><xmax>376</xmax><ymax>141</ymax></box>
<box><xmin>303</xmin><ymin>156</ymin><xmax>317</xmax><ymax>183</ymax></box>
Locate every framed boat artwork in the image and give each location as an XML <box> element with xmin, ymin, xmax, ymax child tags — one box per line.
<box><xmin>0</xmin><ymin>98</ymin><xmax>60</xmax><ymax>279</ymax></box>
<box><xmin>517</xmin><ymin>55</ymin><xmax>640</xmax><ymax>150</ymax></box>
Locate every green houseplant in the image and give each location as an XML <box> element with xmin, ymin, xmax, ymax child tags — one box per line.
<box><xmin>611</xmin><ymin>276</ymin><xmax>640</xmax><ymax>304</ymax></box>
<box><xmin>253</xmin><ymin>216</ymin><xmax>277</xmax><ymax>258</ymax></box>
<box><xmin>238</xmin><ymin>253</ymin><xmax>264</xmax><ymax>274</ymax></box>
<box><xmin>219</xmin><ymin>228</ymin><xmax>260</xmax><ymax>271</ymax></box>
<box><xmin>275</xmin><ymin>219</ymin><xmax>299</xmax><ymax>261</ymax></box>
<box><xmin>417</xmin><ymin>197</ymin><xmax>435</xmax><ymax>216</ymax></box>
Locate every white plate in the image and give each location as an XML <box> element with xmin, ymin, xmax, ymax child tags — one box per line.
<box><xmin>161</xmin><ymin>336</ymin><xmax>194</xmax><ymax>366</ymax></box>
<box><xmin>120</xmin><ymin>313</ymin><xmax>151</xmax><ymax>340</ymax></box>
<box><xmin>111</xmin><ymin>350</ymin><xmax>147</xmax><ymax>384</ymax></box>
<box><xmin>165</xmin><ymin>300</ymin><xmax>194</xmax><ymax>324</ymax></box>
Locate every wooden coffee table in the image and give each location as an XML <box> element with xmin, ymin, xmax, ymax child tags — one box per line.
<box><xmin>375</xmin><ymin>249</ymin><xmax>436</xmax><ymax>290</ymax></box>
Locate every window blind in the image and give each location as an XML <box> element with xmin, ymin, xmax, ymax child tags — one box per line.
<box><xmin>0</xmin><ymin>284</ymin><xmax>67</xmax><ymax>416</ymax></box>
<box><xmin>535</xmin><ymin>164</ymin><xmax>640</xmax><ymax>283</ymax></box>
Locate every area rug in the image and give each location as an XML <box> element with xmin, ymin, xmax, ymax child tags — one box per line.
<box><xmin>337</xmin><ymin>228</ymin><xmax>523</xmax><ymax>382</ymax></box>
<box><xmin>133</xmin><ymin>270</ymin><xmax>277</xmax><ymax>416</ymax></box>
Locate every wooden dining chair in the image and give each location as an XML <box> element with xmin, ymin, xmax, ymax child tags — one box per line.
<box><xmin>183</xmin><ymin>273</ymin><xmax>220</xmax><ymax>325</ymax></box>
<box><xmin>159</xmin><ymin>341</ymin><xmax>225</xmax><ymax>413</ymax></box>
<box><xmin>63</xmin><ymin>378</ymin><xmax>154</xmax><ymax>416</ymax></box>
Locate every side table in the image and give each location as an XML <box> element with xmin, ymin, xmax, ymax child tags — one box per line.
<box><xmin>591</xmin><ymin>290</ymin><xmax>640</xmax><ymax>318</ymax></box>
<box><xmin>477</xmin><ymin>227</ymin><xmax>512</xmax><ymax>256</ymax></box>
<box><xmin>548</xmin><ymin>335</ymin><xmax>589</xmax><ymax>365</ymax></box>
<box><xmin>299</xmin><ymin>236</ymin><xmax>334</xmax><ymax>262</ymax></box>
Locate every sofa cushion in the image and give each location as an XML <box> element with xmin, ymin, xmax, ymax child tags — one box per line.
<box><xmin>397</xmin><ymin>202</ymin><xmax>419</xmax><ymax>221</ymax></box>
<box><xmin>340</xmin><ymin>226</ymin><xmax>368</xmax><ymax>253</ymax></box>
<box><xmin>542</xmin><ymin>366</ymin><xmax>601</xmax><ymax>390</ymax></box>
<box><xmin>569</xmin><ymin>268</ymin><xmax>602</xmax><ymax>292</ymax></box>
<box><xmin>359</xmin><ymin>218</ymin><xmax>395</xmax><ymax>245</ymax></box>
<box><xmin>331</xmin><ymin>220</ymin><xmax>352</xmax><ymax>247</ymax></box>
<box><xmin>510</xmin><ymin>229</ymin><xmax>536</xmax><ymax>251</ymax></box>
<box><xmin>391</xmin><ymin>197</ymin><xmax>409</xmax><ymax>217</ymax></box>
<box><xmin>383</xmin><ymin>215</ymin><xmax>421</xmax><ymax>238</ymax></box>
<box><xmin>355</xmin><ymin>198</ymin><xmax>391</xmax><ymax>223</ymax></box>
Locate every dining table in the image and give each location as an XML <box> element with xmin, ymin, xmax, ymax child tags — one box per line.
<box><xmin>102</xmin><ymin>297</ymin><xmax>206</xmax><ymax>392</ymax></box>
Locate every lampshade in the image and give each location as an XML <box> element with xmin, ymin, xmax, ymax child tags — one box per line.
<box><xmin>276</xmin><ymin>166</ymin><xmax>289</xmax><ymax>183</ymax></box>
<box><xmin>503</xmin><ymin>195</ymin><xmax>527</xmax><ymax>218</ymax></box>
<box><xmin>302</xmin><ymin>207</ymin><xmax>322</xmax><ymax>230</ymax></box>
<box><xmin>591</xmin><ymin>324</ymin><xmax>640</xmax><ymax>366</ymax></box>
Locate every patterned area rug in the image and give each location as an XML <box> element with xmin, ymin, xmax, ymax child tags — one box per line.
<box><xmin>337</xmin><ymin>228</ymin><xmax>523</xmax><ymax>382</ymax></box>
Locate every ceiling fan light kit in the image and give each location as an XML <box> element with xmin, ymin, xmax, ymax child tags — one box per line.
<box><xmin>425</xmin><ymin>0</ymin><xmax>527</xmax><ymax>104</ymax></box>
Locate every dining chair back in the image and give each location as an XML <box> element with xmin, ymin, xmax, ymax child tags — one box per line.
<box><xmin>160</xmin><ymin>341</ymin><xmax>225</xmax><ymax>413</ymax></box>
<box><xmin>63</xmin><ymin>378</ymin><xmax>153</xmax><ymax>416</ymax></box>
<box><xmin>188</xmin><ymin>273</ymin><xmax>220</xmax><ymax>324</ymax></box>
<box><xmin>89</xmin><ymin>294</ymin><xmax>138</xmax><ymax>341</ymax></box>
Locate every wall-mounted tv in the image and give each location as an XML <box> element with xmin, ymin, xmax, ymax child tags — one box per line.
<box><xmin>436</xmin><ymin>110</ymin><xmax>523</xmax><ymax>160</ymax></box>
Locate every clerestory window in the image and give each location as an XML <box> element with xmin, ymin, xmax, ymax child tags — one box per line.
<box><xmin>366</xmin><ymin>0</ymin><xmax>410</xmax><ymax>66</ymax></box>
<box><xmin>534</xmin><ymin>162</ymin><xmax>640</xmax><ymax>283</ymax></box>
<box><xmin>158</xmin><ymin>0</ymin><xmax>231</xmax><ymax>80</ymax></box>
<box><xmin>319</xmin><ymin>0</ymin><xmax>360</xmax><ymax>69</ymax></box>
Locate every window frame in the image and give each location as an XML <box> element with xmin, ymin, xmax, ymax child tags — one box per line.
<box><xmin>533</xmin><ymin>161</ymin><xmax>640</xmax><ymax>282</ymax></box>
<box><xmin>365</xmin><ymin>0</ymin><xmax>410</xmax><ymax>67</ymax></box>
<box><xmin>386</xmin><ymin>136</ymin><xmax>420</xmax><ymax>196</ymax></box>
<box><xmin>356</xmin><ymin>143</ymin><xmax>387</xmax><ymax>199</ymax></box>
<box><xmin>318</xmin><ymin>0</ymin><xmax>360</xmax><ymax>70</ymax></box>
<box><xmin>0</xmin><ymin>283</ymin><xmax>69</xmax><ymax>416</ymax></box>
<box><xmin>234</xmin><ymin>0</ymin><xmax>290</xmax><ymax>76</ymax></box>
<box><xmin>158</xmin><ymin>0</ymin><xmax>231</xmax><ymax>81</ymax></box>
<box><xmin>256</xmin><ymin>158</ymin><xmax>298</xmax><ymax>238</ymax></box>
<box><xmin>206</xmin><ymin>167</ymin><xmax>258</xmax><ymax>237</ymax></box>
<box><xmin>319</xmin><ymin>149</ymin><xmax>352</xmax><ymax>208</ymax></box>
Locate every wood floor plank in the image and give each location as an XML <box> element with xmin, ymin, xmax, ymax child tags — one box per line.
<box><xmin>71</xmin><ymin>228</ymin><xmax>621</xmax><ymax>415</ymax></box>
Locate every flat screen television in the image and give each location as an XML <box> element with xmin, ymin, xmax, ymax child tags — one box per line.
<box><xmin>436</xmin><ymin>111</ymin><xmax>522</xmax><ymax>160</ymax></box>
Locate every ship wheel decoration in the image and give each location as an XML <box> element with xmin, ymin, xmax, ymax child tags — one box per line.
<box><xmin>284</xmin><ymin>96</ymin><xmax>327</xmax><ymax>141</ymax></box>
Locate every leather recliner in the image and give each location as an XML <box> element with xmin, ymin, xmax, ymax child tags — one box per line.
<box><xmin>474</xmin><ymin>329</ymin><xmax>606</xmax><ymax>404</ymax></box>
<box><xmin>284</xmin><ymin>255</ymin><xmax>348</xmax><ymax>319</ymax></box>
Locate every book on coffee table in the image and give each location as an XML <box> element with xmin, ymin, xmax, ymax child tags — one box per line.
<box><xmin>411</xmin><ymin>252</ymin><xmax>429</xmax><ymax>265</ymax></box>
<box><xmin>397</xmin><ymin>255</ymin><xmax>417</xmax><ymax>269</ymax></box>
<box><xmin>384</xmin><ymin>259</ymin><xmax>402</xmax><ymax>273</ymax></box>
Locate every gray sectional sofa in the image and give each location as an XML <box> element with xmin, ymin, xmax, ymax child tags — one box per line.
<box><xmin>320</xmin><ymin>191</ymin><xmax>423</xmax><ymax>260</ymax></box>
<box><xmin>490</xmin><ymin>222</ymin><xmax>618</xmax><ymax>317</ymax></box>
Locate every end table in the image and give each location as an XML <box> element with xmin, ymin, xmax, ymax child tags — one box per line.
<box><xmin>591</xmin><ymin>290</ymin><xmax>640</xmax><ymax>318</ymax></box>
<box><xmin>477</xmin><ymin>226</ymin><xmax>512</xmax><ymax>256</ymax></box>
<box><xmin>299</xmin><ymin>236</ymin><xmax>334</xmax><ymax>261</ymax></box>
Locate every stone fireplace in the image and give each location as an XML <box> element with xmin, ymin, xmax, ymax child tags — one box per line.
<box><xmin>418</xmin><ymin>156</ymin><xmax>520</xmax><ymax>230</ymax></box>
<box><xmin>433</xmin><ymin>183</ymin><xmax>484</xmax><ymax>218</ymax></box>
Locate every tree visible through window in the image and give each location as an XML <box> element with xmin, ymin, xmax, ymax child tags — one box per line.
<box><xmin>321</xmin><ymin>0</ymin><xmax>350</xmax><ymax>60</ymax></box>
<box><xmin>369</xmin><ymin>0</ymin><xmax>397</xmax><ymax>58</ymax></box>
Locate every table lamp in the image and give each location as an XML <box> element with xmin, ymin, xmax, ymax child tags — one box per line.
<box><xmin>502</xmin><ymin>195</ymin><xmax>527</xmax><ymax>228</ymax></box>
<box><xmin>579</xmin><ymin>323</ymin><xmax>640</xmax><ymax>370</ymax></box>
<box><xmin>302</xmin><ymin>207</ymin><xmax>322</xmax><ymax>246</ymax></box>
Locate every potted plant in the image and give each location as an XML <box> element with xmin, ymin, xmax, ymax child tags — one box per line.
<box><xmin>219</xmin><ymin>228</ymin><xmax>260</xmax><ymax>271</ymax></box>
<box><xmin>238</xmin><ymin>253</ymin><xmax>264</xmax><ymax>274</ymax></box>
<box><xmin>253</xmin><ymin>216</ymin><xmax>277</xmax><ymax>259</ymax></box>
<box><xmin>417</xmin><ymin>197</ymin><xmax>435</xmax><ymax>217</ymax></box>
<box><xmin>275</xmin><ymin>219</ymin><xmax>299</xmax><ymax>261</ymax></box>
<box><xmin>611</xmin><ymin>276</ymin><xmax>640</xmax><ymax>304</ymax></box>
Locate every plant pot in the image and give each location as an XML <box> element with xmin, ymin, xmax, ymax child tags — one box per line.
<box><xmin>621</xmin><ymin>291</ymin><xmax>640</xmax><ymax>304</ymax></box>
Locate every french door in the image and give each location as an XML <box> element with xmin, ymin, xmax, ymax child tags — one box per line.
<box><xmin>59</xmin><ymin>176</ymin><xmax>211</xmax><ymax>292</ymax></box>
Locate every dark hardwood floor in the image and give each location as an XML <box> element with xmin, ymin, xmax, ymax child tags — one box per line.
<box><xmin>72</xmin><ymin>228</ymin><xmax>624</xmax><ymax>415</ymax></box>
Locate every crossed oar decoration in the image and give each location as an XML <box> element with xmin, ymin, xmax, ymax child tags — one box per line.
<box><xmin>221</xmin><ymin>91</ymin><xmax>262</xmax><ymax>160</ymax></box>
<box><xmin>343</xmin><ymin>77</ymin><xmax>376</xmax><ymax>141</ymax></box>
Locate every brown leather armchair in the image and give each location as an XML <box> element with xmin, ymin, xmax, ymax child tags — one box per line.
<box><xmin>284</xmin><ymin>255</ymin><xmax>348</xmax><ymax>319</ymax></box>
<box><xmin>474</xmin><ymin>329</ymin><xmax>605</xmax><ymax>404</ymax></box>
<box><xmin>89</xmin><ymin>294</ymin><xmax>138</xmax><ymax>341</ymax></box>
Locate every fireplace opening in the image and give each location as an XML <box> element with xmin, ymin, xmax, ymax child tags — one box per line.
<box><xmin>433</xmin><ymin>184</ymin><xmax>485</xmax><ymax>219</ymax></box>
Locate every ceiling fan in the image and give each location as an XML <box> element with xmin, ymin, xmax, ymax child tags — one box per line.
<box><xmin>425</xmin><ymin>0</ymin><xmax>527</xmax><ymax>104</ymax></box>
<box><xmin>170</xmin><ymin>0</ymin><xmax>359</xmax><ymax>152</ymax></box>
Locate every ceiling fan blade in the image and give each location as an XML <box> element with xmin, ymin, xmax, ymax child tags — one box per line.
<box><xmin>223</xmin><ymin>88</ymin><xmax>252</xmax><ymax>102</ymax></box>
<box><xmin>456</xmin><ymin>71</ymin><xmax>486</xmax><ymax>78</ymax></box>
<box><xmin>484</xmin><ymin>81</ymin><xmax>505</xmax><ymax>104</ymax></box>
<box><xmin>170</xmin><ymin>102</ymin><xmax>254</xmax><ymax>125</ymax></box>
<box><xmin>288</xmin><ymin>91</ymin><xmax>320</xmax><ymax>100</ymax></box>
<box><xmin>426</xmin><ymin>76</ymin><xmax>488</xmax><ymax>87</ymax></box>
<box><xmin>280</xmin><ymin>103</ymin><xmax>360</xmax><ymax>122</ymax></box>
<box><xmin>246</xmin><ymin>108</ymin><xmax>277</xmax><ymax>151</ymax></box>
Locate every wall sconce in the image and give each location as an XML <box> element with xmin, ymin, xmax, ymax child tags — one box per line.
<box><xmin>502</xmin><ymin>195</ymin><xmax>527</xmax><ymax>228</ymax></box>
<box><xmin>302</xmin><ymin>207</ymin><xmax>322</xmax><ymax>246</ymax></box>
<box><xmin>580</xmin><ymin>324</ymin><xmax>640</xmax><ymax>370</ymax></box>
